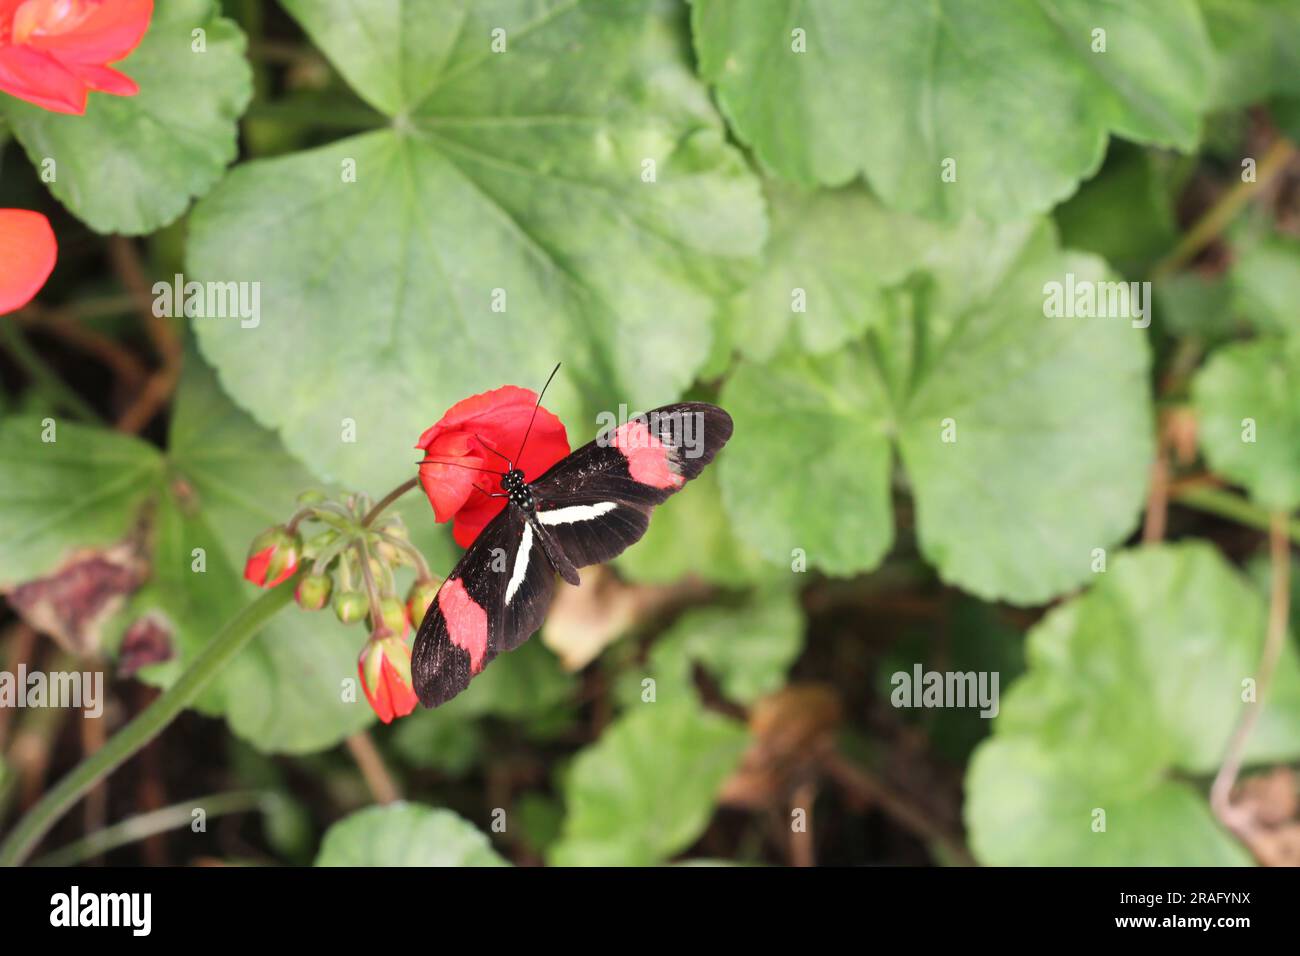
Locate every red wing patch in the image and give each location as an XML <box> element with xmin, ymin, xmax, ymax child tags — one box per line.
<box><xmin>612</xmin><ymin>419</ymin><xmax>684</xmax><ymax>490</ymax></box>
<box><xmin>437</xmin><ymin>577</ymin><xmax>489</xmax><ymax>673</ymax></box>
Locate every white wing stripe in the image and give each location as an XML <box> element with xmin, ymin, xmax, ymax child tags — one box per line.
<box><xmin>537</xmin><ymin>502</ymin><xmax>618</xmax><ymax>525</ymax></box>
<box><xmin>504</xmin><ymin>521</ymin><xmax>533</xmax><ymax>605</ymax></box>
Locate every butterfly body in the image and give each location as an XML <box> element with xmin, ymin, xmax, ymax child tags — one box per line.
<box><xmin>411</xmin><ymin>402</ymin><xmax>733</xmax><ymax>707</ymax></box>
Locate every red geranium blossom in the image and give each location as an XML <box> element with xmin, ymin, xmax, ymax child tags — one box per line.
<box><xmin>0</xmin><ymin>0</ymin><xmax>153</xmax><ymax>115</ymax></box>
<box><xmin>0</xmin><ymin>208</ymin><xmax>56</xmax><ymax>315</ymax></box>
<box><xmin>416</xmin><ymin>385</ymin><xmax>570</xmax><ymax>547</ymax></box>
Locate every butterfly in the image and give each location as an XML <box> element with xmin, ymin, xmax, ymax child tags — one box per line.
<box><xmin>411</xmin><ymin>369</ymin><xmax>733</xmax><ymax>707</ymax></box>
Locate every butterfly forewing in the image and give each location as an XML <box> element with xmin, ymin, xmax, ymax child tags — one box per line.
<box><xmin>412</xmin><ymin>401</ymin><xmax>732</xmax><ymax>707</ymax></box>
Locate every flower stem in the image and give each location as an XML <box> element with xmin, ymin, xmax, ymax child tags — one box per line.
<box><xmin>1171</xmin><ymin>483</ymin><xmax>1300</xmax><ymax>545</ymax></box>
<box><xmin>0</xmin><ymin>579</ymin><xmax>298</xmax><ymax>867</ymax></box>
<box><xmin>1151</xmin><ymin>136</ymin><xmax>1296</xmax><ymax>278</ymax></box>
<box><xmin>1211</xmin><ymin>512</ymin><xmax>1291</xmax><ymax>844</ymax></box>
<box><xmin>363</xmin><ymin>477</ymin><xmax>419</xmax><ymax>526</ymax></box>
<box><xmin>0</xmin><ymin>321</ymin><xmax>104</xmax><ymax>423</ymax></box>
<box><xmin>32</xmin><ymin>790</ymin><xmax>272</xmax><ymax>867</ymax></box>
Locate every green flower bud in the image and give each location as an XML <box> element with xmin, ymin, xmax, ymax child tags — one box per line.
<box><xmin>295</xmin><ymin>573</ymin><xmax>333</xmax><ymax>611</ymax></box>
<box><xmin>405</xmin><ymin>578</ymin><xmax>441</xmax><ymax>627</ymax></box>
<box><xmin>333</xmin><ymin>590</ymin><xmax>370</xmax><ymax>625</ymax></box>
<box><xmin>379</xmin><ymin>596</ymin><xmax>409</xmax><ymax>638</ymax></box>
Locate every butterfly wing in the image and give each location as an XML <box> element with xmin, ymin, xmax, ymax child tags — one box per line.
<box><xmin>411</xmin><ymin>505</ymin><xmax>555</xmax><ymax>707</ymax></box>
<box><xmin>529</xmin><ymin>402</ymin><xmax>733</xmax><ymax>567</ymax></box>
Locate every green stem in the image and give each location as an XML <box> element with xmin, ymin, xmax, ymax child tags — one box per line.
<box><xmin>1151</xmin><ymin>136</ymin><xmax>1296</xmax><ymax>279</ymax></box>
<box><xmin>0</xmin><ymin>321</ymin><xmax>104</xmax><ymax>423</ymax></box>
<box><xmin>363</xmin><ymin>477</ymin><xmax>418</xmax><ymax>525</ymax></box>
<box><xmin>1172</xmin><ymin>485</ymin><xmax>1300</xmax><ymax>545</ymax></box>
<box><xmin>0</xmin><ymin>580</ymin><xmax>297</xmax><ymax>867</ymax></box>
<box><xmin>32</xmin><ymin>790</ymin><xmax>272</xmax><ymax>867</ymax></box>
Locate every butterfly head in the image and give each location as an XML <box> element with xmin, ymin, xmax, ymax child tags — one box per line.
<box><xmin>501</xmin><ymin>468</ymin><xmax>533</xmax><ymax>511</ymax></box>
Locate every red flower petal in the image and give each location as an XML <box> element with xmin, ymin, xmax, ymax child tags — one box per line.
<box><xmin>0</xmin><ymin>209</ymin><xmax>56</xmax><ymax>315</ymax></box>
<box><xmin>20</xmin><ymin>0</ymin><xmax>153</xmax><ymax>64</ymax></box>
<box><xmin>358</xmin><ymin>656</ymin><xmax>394</xmax><ymax>723</ymax></box>
<box><xmin>64</xmin><ymin>60</ymin><xmax>137</xmax><ymax>95</ymax></box>
<box><xmin>380</xmin><ymin>656</ymin><xmax>418</xmax><ymax>721</ymax></box>
<box><xmin>0</xmin><ymin>44</ymin><xmax>85</xmax><ymax>112</ymax></box>
<box><xmin>0</xmin><ymin>0</ymin><xmax>151</xmax><ymax>113</ymax></box>
<box><xmin>242</xmin><ymin>546</ymin><xmax>274</xmax><ymax>587</ymax></box>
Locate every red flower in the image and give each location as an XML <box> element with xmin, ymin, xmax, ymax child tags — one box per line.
<box><xmin>242</xmin><ymin>527</ymin><xmax>300</xmax><ymax>588</ymax></box>
<box><xmin>358</xmin><ymin>634</ymin><xmax>418</xmax><ymax>724</ymax></box>
<box><xmin>416</xmin><ymin>385</ymin><xmax>569</xmax><ymax>547</ymax></box>
<box><xmin>0</xmin><ymin>0</ymin><xmax>153</xmax><ymax>115</ymax></box>
<box><xmin>0</xmin><ymin>208</ymin><xmax>56</xmax><ymax>315</ymax></box>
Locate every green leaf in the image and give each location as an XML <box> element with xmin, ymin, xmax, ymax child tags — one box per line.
<box><xmin>549</xmin><ymin>700</ymin><xmax>748</xmax><ymax>865</ymax></box>
<box><xmin>720</xmin><ymin>216</ymin><xmax>1154</xmax><ymax>602</ymax></box>
<box><xmin>315</xmin><ymin>803</ymin><xmax>508</xmax><ymax>866</ymax></box>
<box><xmin>189</xmin><ymin>0</ymin><xmax>764</xmax><ymax>493</ymax></box>
<box><xmin>724</xmin><ymin>181</ymin><xmax>917</xmax><ymax>361</ymax></box>
<box><xmin>967</xmin><ymin>738</ymin><xmax>1252</xmax><ymax>866</ymax></box>
<box><xmin>637</xmin><ymin>589</ymin><xmax>804</xmax><ymax>706</ymax></box>
<box><xmin>123</xmin><ymin>353</ymin><xmax>374</xmax><ymax>753</ymax></box>
<box><xmin>1201</xmin><ymin>0</ymin><xmax>1300</xmax><ymax>108</ymax></box>
<box><xmin>615</xmin><ymin>465</ymin><xmax>773</xmax><ymax>586</ymax></box>
<box><xmin>1</xmin><ymin>0</ymin><xmax>251</xmax><ymax>234</ymax></box>
<box><xmin>1229</xmin><ymin>231</ymin><xmax>1300</xmax><ymax>337</ymax></box>
<box><xmin>966</xmin><ymin>542</ymin><xmax>1300</xmax><ymax>865</ymax></box>
<box><xmin>1194</xmin><ymin>338</ymin><xmax>1300</xmax><ymax>511</ymax></box>
<box><xmin>1054</xmin><ymin>146</ymin><xmax>1180</xmax><ymax>278</ymax></box>
<box><xmin>1154</xmin><ymin>273</ymin><xmax>1236</xmax><ymax>341</ymax></box>
<box><xmin>690</xmin><ymin>0</ymin><xmax>1212</xmax><ymax>219</ymax></box>
<box><xmin>0</xmin><ymin>418</ymin><xmax>163</xmax><ymax>586</ymax></box>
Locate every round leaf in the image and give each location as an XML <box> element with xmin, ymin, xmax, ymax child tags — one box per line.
<box><xmin>690</xmin><ymin>0</ymin><xmax>1211</xmax><ymax>219</ymax></box>
<box><xmin>188</xmin><ymin>0</ymin><xmax>764</xmax><ymax>492</ymax></box>
<box><xmin>0</xmin><ymin>417</ymin><xmax>162</xmax><ymax>586</ymax></box>
<box><xmin>316</xmin><ymin>803</ymin><xmax>508</xmax><ymax>866</ymax></box>
<box><xmin>549</xmin><ymin>700</ymin><xmax>748</xmax><ymax>865</ymax></box>
<box><xmin>2</xmin><ymin>0</ymin><xmax>252</xmax><ymax>234</ymax></box>
<box><xmin>966</xmin><ymin>543</ymin><xmax>1300</xmax><ymax>865</ymax></box>
<box><xmin>721</xmin><ymin>216</ymin><xmax>1154</xmax><ymax>602</ymax></box>
<box><xmin>1194</xmin><ymin>338</ymin><xmax>1300</xmax><ymax>511</ymax></box>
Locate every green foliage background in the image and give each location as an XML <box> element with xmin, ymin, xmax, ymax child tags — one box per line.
<box><xmin>2</xmin><ymin>0</ymin><xmax>1300</xmax><ymax>867</ymax></box>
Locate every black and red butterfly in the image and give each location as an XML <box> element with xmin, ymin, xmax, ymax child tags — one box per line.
<box><xmin>411</xmin><ymin>370</ymin><xmax>732</xmax><ymax>707</ymax></box>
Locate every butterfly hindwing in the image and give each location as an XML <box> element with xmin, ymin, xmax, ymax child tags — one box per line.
<box><xmin>411</xmin><ymin>507</ymin><xmax>554</xmax><ymax>706</ymax></box>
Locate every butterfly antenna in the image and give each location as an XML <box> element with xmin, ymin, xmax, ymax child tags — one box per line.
<box><xmin>416</xmin><ymin>458</ymin><xmax>506</xmax><ymax>476</ymax></box>
<box><xmin>516</xmin><ymin>362</ymin><xmax>561</xmax><ymax>462</ymax></box>
<box><xmin>474</xmin><ymin>435</ymin><xmax>515</xmax><ymax>469</ymax></box>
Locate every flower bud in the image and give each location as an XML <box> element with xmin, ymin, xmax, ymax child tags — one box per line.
<box><xmin>405</xmin><ymin>578</ymin><xmax>441</xmax><ymax>627</ymax></box>
<box><xmin>295</xmin><ymin>572</ymin><xmax>333</xmax><ymax>611</ymax></box>
<box><xmin>333</xmin><ymin>589</ymin><xmax>370</xmax><ymax>625</ymax></box>
<box><xmin>358</xmin><ymin>634</ymin><xmax>418</xmax><ymax>724</ymax></box>
<box><xmin>378</xmin><ymin>596</ymin><xmax>409</xmax><ymax>638</ymax></box>
<box><xmin>243</xmin><ymin>526</ymin><xmax>301</xmax><ymax>588</ymax></box>
<box><xmin>296</xmin><ymin>489</ymin><xmax>328</xmax><ymax>505</ymax></box>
